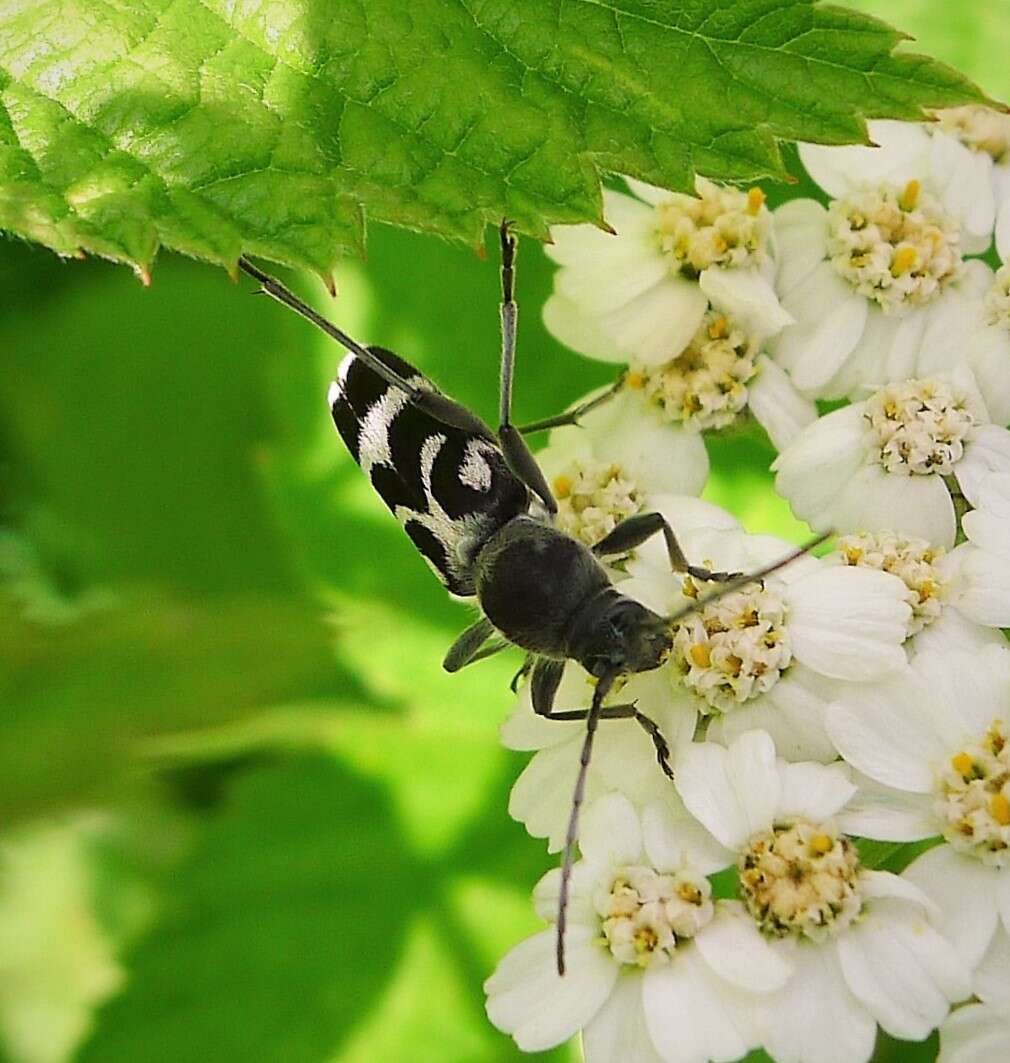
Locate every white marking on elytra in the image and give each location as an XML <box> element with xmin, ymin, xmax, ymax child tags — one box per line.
<box><xmin>358</xmin><ymin>387</ymin><xmax>411</xmax><ymax>479</ymax></box>
<box><xmin>459</xmin><ymin>438</ymin><xmax>493</xmax><ymax>491</ymax></box>
<box><xmin>327</xmin><ymin>380</ymin><xmax>342</xmax><ymax>409</ymax></box>
<box><xmin>337</xmin><ymin>353</ymin><xmax>355</xmax><ymax>387</ymax></box>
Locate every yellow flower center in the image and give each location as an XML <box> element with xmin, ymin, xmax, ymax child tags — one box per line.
<box><xmin>827</xmin><ymin>182</ymin><xmax>963</xmax><ymax>312</ymax></box>
<box><xmin>937</xmin><ymin>721</ymin><xmax>1010</xmax><ymax>868</ymax></box>
<box><xmin>672</xmin><ymin>576</ymin><xmax>792</xmax><ymax>713</ymax></box>
<box><xmin>937</xmin><ymin>105</ymin><xmax>1010</xmax><ymax>163</ymax></box>
<box><xmin>630</xmin><ymin>309</ymin><xmax>761</xmax><ymax>430</ymax></box>
<box><xmin>864</xmin><ymin>378</ymin><xmax>975</xmax><ymax>476</ymax></box>
<box><xmin>597</xmin><ymin>865</ymin><xmax>714</xmax><ymax>968</ymax></box>
<box><xmin>553</xmin><ymin>459</ymin><xmax>642</xmax><ymax>548</ymax></box>
<box><xmin>739</xmin><ymin>820</ymin><xmax>863</xmax><ymax>941</ymax></box>
<box><xmin>837</xmin><ymin>531</ymin><xmax>947</xmax><ymax>637</ymax></box>
<box><xmin>653</xmin><ymin>177</ymin><xmax>770</xmax><ymax>276</ymax></box>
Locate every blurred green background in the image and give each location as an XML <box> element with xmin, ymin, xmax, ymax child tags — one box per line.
<box><xmin>0</xmin><ymin>3</ymin><xmax>1004</xmax><ymax>1061</ymax></box>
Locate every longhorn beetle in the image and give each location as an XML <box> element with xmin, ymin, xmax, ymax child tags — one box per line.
<box><xmin>238</xmin><ymin>226</ymin><xmax>825</xmax><ymax>975</ymax></box>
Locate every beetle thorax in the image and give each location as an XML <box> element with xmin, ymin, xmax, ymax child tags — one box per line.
<box><xmin>473</xmin><ymin>516</ymin><xmax>610</xmax><ymax>656</ymax></box>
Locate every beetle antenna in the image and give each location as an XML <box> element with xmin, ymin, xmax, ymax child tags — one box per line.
<box><xmin>556</xmin><ymin>670</ymin><xmax>616</xmax><ymax>976</ymax></box>
<box><xmin>236</xmin><ymin>258</ymin><xmax>414</xmax><ymax>397</ymax></box>
<box><xmin>668</xmin><ymin>531</ymin><xmax>832</xmax><ymax>625</ymax></box>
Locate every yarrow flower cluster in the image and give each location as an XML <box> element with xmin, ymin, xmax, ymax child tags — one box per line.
<box><xmin>485</xmin><ymin>111</ymin><xmax>1010</xmax><ymax>1063</ymax></box>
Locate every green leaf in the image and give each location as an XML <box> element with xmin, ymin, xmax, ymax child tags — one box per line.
<box><xmin>0</xmin><ymin>592</ymin><xmax>352</xmax><ymax>823</ymax></box>
<box><xmin>0</xmin><ymin>0</ymin><xmax>991</xmax><ymax>277</ymax></box>
<box><xmin>855</xmin><ymin>836</ymin><xmax>943</xmax><ymax>873</ymax></box>
<box><xmin>74</xmin><ymin>755</ymin><xmax>572</xmax><ymax>1063</ymax></box>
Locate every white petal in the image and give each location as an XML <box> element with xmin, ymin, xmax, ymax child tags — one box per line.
<box><xmin>998</xmin><ymin>866</ymin><xmax>1010</xmax><ymax>936</ymax></box>
<box><xmin>643</xmin><ymin>948</ymin><xmax>752</xmax><ymax>1063</ymax></box>
<box><xmin>911</xmin><ymin>604</ymin><xmax>1008</xmax><ymax>661</ymax></box>
<box><xmin>500</xmin><ymin>665</ymin><xmax>592</xmax><ymax>751</ymax></box>
<box><xmin>601</xmin><ymin>278</ymin><xmax>709</xmax><ymax>366</ymax></box>
<box><xmin>547</xmin><ymin>190</ymin><xmax>654</xmax><ymax>265</ymax></box>
<box><xmin>583</xmin><ymin>391</ymin><xmax>709</xmax><ymax>496</ymax></box>
<box><xmin>651</xmin><ymin>493</ymin><xmax>740</xmax><ymax>534</ymax></box>
<box><xmin>963</xmin><ymin>324</ymin><xmax>1010</xmax><ymax>428</ymax></box>
<box><xmin>962</xmin><ymin>472</ymin><xmax>1010</xmax><ymax>555</ymax></box>
<box><xmin>903</xmin><ymin>844</ymin><xmax>1002</xmax><ymax>971</ymax></box>
<box><xmin>838</xmin><ymin>771</ymin><xmax>939</xmax><ymax>841</ymax></box>
<box><xmin>799</xmin><ymin>122</ymin><xmax>932</xmax><ymax>199</ymax></box>
<box><xmin>918</xmin><ymin>261</ymin><xmax>994</xmax><ymax>373</ymax></box>
<box><xmin>997</xmin><ymin>195</ymin><xmax>1010</xmax><ymax>262</ymax></box>
<box><xmin>827</xmin><ymin>462</ymin><xmax>958</xmax><ymax>549</ymax></box>
<box><xmin>837</xmin><ymin>900</ymin><xmax>970</xmax><ymax>1040</ymax></box>
<box><xmin>624</xmin><ymin>177</ymin><xmax>675</xmax><ymax>207</ymax></box>
<box><xmin>858</xmin><ymin>868</ymin><xmax>939</xmax><ymax>918</ymax></box>
<box><xmin>778</xmin><ymin>759</ymin><xmax>855</xmax><ymax>822</ymax></box>
<box><xmin>580</xmin><ymin>792</ymin><xmax>644</xmax><ymax>867</ymax></box>
<box><xmin>928</xmin><ymin>130</ymin><xmax>996</xmax><ymax>247</ymax></box>
<box><xmin>533</xmin><ymin>864</ymin><xmax>596</xmax><ymax>925</ymax></box>
<box><xmin>707</xmin><ymin>667</ymin><xmax>838</xmax><ymax>763</ymax></box>
<box><xmin>485</xmin><ymin>926</ymin><xmax>618</xmax><ymax>1052</ymax></box>
<box><xmin>949</xmin><ymin>542</ymin><xmax>1010</xmax><ymax>627</ymax></box>
<box><xmin>747</xmin><ymin>355</ymin><xmax>818</xmax><ymax>452</ymax></box>
<box><xmin>700</xmin><ymin>265</ymin><xmax>794</xmax><ymax>340</ymax></box>
<box><xmin>911</xmin><ymin>644</ymin><xmax>1010</xmax><ymax>741</ymax></box>
<box><xmin>825</xmin><ymin>669</ymin><xmax>951</xmax><ymax>793</ymax></box>
<box><xmin>641</xmin><ymin>799</ymin><xmax>734</xmax><ymax>875</ymax></box>
<box><xmin>508</xmin><ymin>739</ymin><xmax>605</xmax><ymax>852</ymax></box>
<box><xmin>694</xmin><ymin>901</ymin><xmax>793</xmax><ymax>992</ymax></box>
<box><xmin>771</xmin><ymin>402</ymin><xmax>869</xmax><ymax>528</ymax></box>
<box><xmin>583</xmin><ymin>971</ymin><xmax>664</xmax><ymax>1063</ymax></box>
<box><xmin>956</xmin><ymin>424</ymin><xmax>1010</xmax><ymax>505</ymax></box>
<box><xmin>675</xmin><ymin>731</ymin><xmax>779</xmax><ymax>850</ymax></box>
<box><xmin>555</xmin><ymin>242</ymin><xmax>668</xmax><ymax>316</ymax></box>
<box><xmin>543</xmin><ymin>292</ymin><xmax>626</xmax><ymax>362</ymax></box>
<box><xmin>769</xmin><ymin>261</ymin><xmax>868</xmax><ymax>392</ymax></box>
<box><xmin>760</xmin><ymin>943</ymin><xmax>876</xmax><ymax>1063</ymax></box>
<box><xmin>975</xmin><ymin>924</ymin><xmax>1010</xmax><ymax>1009</ymax></box>
<box><xmin>773</xmin><ymin>199</ymin><xmax>830</xmax><ymax>299</ymax></box>
<box><xmin>939</xmin><ymin>1002</ymin><xmax>1010</xmax><ymax>1063</ymax></box>
<box><xmin>787</xmin><ymin>565</ymin><xmax>910</xmax><ymax>681</ymax></box>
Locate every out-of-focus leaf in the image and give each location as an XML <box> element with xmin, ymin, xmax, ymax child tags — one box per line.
<box><xmin>0</xmin><ymin>592</ymin><xmax>351</xmax><ymax>823</ymax></box>
<box><xmin>0</xmin><ymin>246</ymin><xmax>319</xmax><ymax>595</ymax></box>
<box><xmin>71</xmin><ymin>753</ymin><xmax>571</xmax><ymax>1062</ymax></box>
<box><xmin>0</xmin><ymin>0</ymin><xmax>990</xmax><ymax>276</ymax></box>
<box><xmin>76</xmin><ymin>757</ymin><xmax>414</xmax><ymax>1063</ymax></box>
<box><xmin>846</xmin><ymin>0</ymin><xmax>1010</xmax><ymax>99</ymax></box>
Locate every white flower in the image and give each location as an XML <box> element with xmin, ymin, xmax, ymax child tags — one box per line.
<box><xmin>619</xmin><ymin>510</ymin><xmax>911</xmax><ymax>761</ymax></box>
<box><xmin>962</xmin><ymin>470</ymin><xmax>1010</xmax><ymax>558</ymax></box>
<box><xmin>535</xmin><ymin>390</ymin><xmax>709</xmax><ymax>550</ymax></box>
<box><xmin>621</xmin><ymin>315</ymin><xmax>816</xmax><ymax>451</ymax></box>
<box><xmin>801</xmin><ymin>119</ymin><xmax>995</xmax><ymax>254</ymax></box>
<box><xmin>827</xmin><ymin>645</ymin><xmax>1010</xmax><ymax>973</ymax></box>
<box><xmin>939</xmin><ymin>924</ymin><xmax>1010</xmax><ymax>1063</ymax></box>
<box><xmin>675</xmin><ymin>730</ymin><xmax>971</xmax><ymax>1063</ymax></box>
<box><xmin>545</xmin><ymin>178</ymin><xmax>792</xmax><ymax>355</ymax></box>
<box><xmin>770</xmin><ymin>120</ymin><xmax>993</xmax><ymax>400</ymax></box>
<box><xmin>935</xmin><ymin>104</ymin><xmax>1010</xmax><ymax>250</ymax></box>
<box><xmin>914</xmin><ymin>258</ymin><xmax>1010</xmax><ymax>427</ymax></box>
<box><xmin>485</xmin><ymin>792</ymin><xmax>789</xmax><ymax>1063</ymax></box>
<box><xmin>502</xmin><ymin>663</ymin><xmax>700</xmax><ymax>852</ymax></box>
<box><xmin>502</xmin><ymin>497</ymin><xmax>741</xmax><ymax>848</ymax></box>
<box><xmin>830</xmin><ymin>529</ymin><xmax>1010</xmax><ymax>656</ymax></box>
<box><xmin>773</xmin><ymin>367</ymin><xmax>1010</xmax><ymax>548</ymax></box>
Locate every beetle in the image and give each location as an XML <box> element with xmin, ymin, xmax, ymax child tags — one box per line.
<box><xmin>238</xmin><ymin>225</ymin><xmax>822</xmax><ymax>974</ymax></box>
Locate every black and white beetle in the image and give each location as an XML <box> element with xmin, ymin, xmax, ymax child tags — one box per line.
<box><xmin>238</xmin><ymin>225</ymin><xmax>823</xmax><ymax>974</ymax></box>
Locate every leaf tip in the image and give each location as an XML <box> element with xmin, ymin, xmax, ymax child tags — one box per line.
<box><xmin>598</xmin><ymin>220</ymin><xmax>618</xmax><ymax>236</ymax></box>
<box><xmin>319</xmin><ymin>272</ymin><xmax>338</xmax><ymax>298</ymax></box>
<box><xmin>135</xmin><ymin>264</ymin><xmax>152</xmax><ymax>288</ymax></box>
